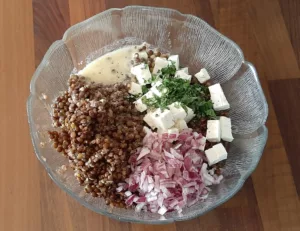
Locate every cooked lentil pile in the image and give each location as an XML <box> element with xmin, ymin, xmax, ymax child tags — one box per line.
<box><xmin>48</xmin><ymin>75</ymin><xmax>145</xmax><ymax>207</ymax></box>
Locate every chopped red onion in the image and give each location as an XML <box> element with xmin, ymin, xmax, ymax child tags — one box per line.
<box><xmin>122</xmin><ymin>130</ymin><xmax>223</xmax><ymax>215</ymax></box>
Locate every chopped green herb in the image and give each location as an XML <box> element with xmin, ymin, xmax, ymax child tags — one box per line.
<box><xmin>151</xmin><ymin>74</ymin><xmax>158</xmax><ymax>82</ymax></box>
<box><xmin>142</xmin><ymin>85</ymin><xmax>149</xmax><ymax>94</ymax></box>
<box><xmin>131</xmin><ymin>63</ymin><xmax>216</xmax><ymax>119</ymax></box>
<box><xmin>160</xmin><ymin>64</ymin><xmax>176</xmax><ymax>78</ymax></box>
<box><xmin>125</xmin><ymin>94</ymin><xmax>138</xmax><ymax>102</ymax></box>
<box><xmin>141</xmin><ymin>66</ymin><xmax>216</xmax><ymax>118</ymax></box>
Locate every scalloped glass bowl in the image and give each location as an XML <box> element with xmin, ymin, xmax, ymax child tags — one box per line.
<box><xmin>27</xmin><ymin>6</ymin><xmax>268</xmax><ymax>224</ymax></box>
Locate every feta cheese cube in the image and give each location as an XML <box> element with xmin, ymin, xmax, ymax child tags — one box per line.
<box><xmin>131</xmin><ymin>63</ymin><xmax>152</xmax><ymax>85</ymax></box>
<box><xmin>143</xmin><ymin>126</ymin><xmax>152</xmax><ymax>134</ymax></box>
<box><xmin>168</xmin><ymin>55</ymin><xmax>179</xmax><ymax>70</ymax></box>
<box><xmin>220</xmin><ymin>116</ymin><xmax>234</xmax><ymax>142</ymax></box>
<box><xmin>156</xmin><ymin>127</ymin><xmax>165</xmax><ymax>134</ymax></box>
<box><xmin>194</xmin><ymin>68</ymin><xmax>211</xmax><ymax>83</ymax></box>
<box><xmin>151</xmin><ymin>108</ymin><xmax>175</xmax><ymax>130</ymax></box>
<box><xmin>157</xmin><ymin>127</ymin><xmax>180</xmax><ymax>135</ymax></box>
<box><xmin>174</xmin><ymin>119</ymin><xmax>188</xmax><ymax>131</ymax></box>
<box><xmin>134</xmin><ymin>98</ymin><xmax>147</xmax><ymax>112</ymax></box>
<box><xmin>212</xmin><ymin>143</ymin><xmax>228</xmax><ymax>159</ymax></box>
<box><xmin>153</xmin><ymin>57</ymin><xmax>169</xmax><ymax>74</ymax></box>
<box><xmin>143</xmin><ymin>112</ymin><xmax>156</xmax><ymax>129</ymax></box>
<box><xmin>208</xmin><ymin>83</ymin><xmax>230</xmax><ymax>111</ymax></box>
<box><xmin>206</xmin><ymin>120</ymin><xmax>221</xmax><ymax>142</ymax></box>
<box><xmin>150</xmin><ymin>80</ymin><xmax>165</xmax><ymax>97</ymax></box>
<box><xmin>129</xmin><ymin>82</ymin><xmax>142</xmax><ymax>95</ymax></box>
<box><xmin>145</xmin><ymin>91</ymin><xmax>154</xmax><ymax>98</ymax></box>
<box><xmin>184</xmin><ymin>107</ymin><xmax>195</xmax><ymax>123</ymax></box>
<box><xmin>205</xmin><ymin>143</ymin><xmax>227</xmax><ymax>166</ymax></box>
<box><xmin>168</xmin><ymin>127</ymin><xmax>179</xmax><ymax>135</ymax></box>
<box><xmin>181</xmin><ymin>67</ymin><xmax>189</xmax><ymax>74</ymax></box>
<box><xmin>175</xmin><ymin>70</ymin><xmax>192</xmax><ymax>81</ymax></box>
<box><xmin>134</xmin><ymin>91</ymin><xmax>154</xmax><ymax>112</ymax></box>
<box><xmin>205</xmin><ymin>148</ymin><xmax>219</xmax><ymax>166</ymax></box>
<box><xmin>150</xmin><ymin>78</ymin><xmax>159</xmax><ymax>86</ymax></box>
<box><xmin>168</xmin><ymin>102</ymin><xmax>187</xmax><ymax>120</ymax></box>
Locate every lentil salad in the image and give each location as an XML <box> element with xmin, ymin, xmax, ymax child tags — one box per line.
<box><xmin>48</xmin><ymin>43</ymin><xmax>234</xmax><ymax>215</ymax></box>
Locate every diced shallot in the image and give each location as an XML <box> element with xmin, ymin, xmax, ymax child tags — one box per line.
<box><xmin>123</xmin><ymin>130</ymin><xmax>223</xmax><ymax>215</ymax></box>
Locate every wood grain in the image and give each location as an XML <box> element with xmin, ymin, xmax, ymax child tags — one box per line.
<box><xmin>69</xmin><ymin>0</ymin><xmax>106</xmax><ymax>25</ymax></box>
<box><xmin>210</xmin><ymin>1</ymin><xmax>300</xmax><ymax>231</ymax></box>
<box><xmin>279</xmin><ymin>0</ymin><xmax>300</xmax><ymax>67</ymax></box>
<box><xmin>246</xmin><ymin>0</ymin><xmax>300</xmax><ymax>80</ymax></box>
<box><xmin>1</xmin><ymin>0</ymin><xmax>300</xmax><ymax>230</ymax></box>
<box><xmin>33</xmin><ymin>0</ymin><xmax>70</xmax><ymax>66</ymax></box>
<box><xmin>175</xmin><ymin>179</ymin><xmax>264</xmax><ymax>231</ymax></box>
<box><xmin>0</xmin><ymin>0</ymin><xmax>41</xmax><ymax>231</ymax></box>
<box><xmin>269</xmin><ymin>79</ymin><xmax>300</xmax><ymax>196</ymax></box>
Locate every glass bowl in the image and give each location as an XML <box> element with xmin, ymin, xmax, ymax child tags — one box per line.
<box><xmin>27</xmin><ymin>6</ymin><xmax>268</xmax><ymax>224</ymax></box>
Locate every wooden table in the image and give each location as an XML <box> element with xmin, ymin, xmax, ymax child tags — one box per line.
<box><xmin>1</xmin><ymin>0</ymin><xmax>300</xmax><ymax>230</ymax></box>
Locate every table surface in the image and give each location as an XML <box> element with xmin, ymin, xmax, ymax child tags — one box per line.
<box><xmin>1</xmin><ymin>0</ymin><xmax>300</xmax><ymax>230</ymax></box>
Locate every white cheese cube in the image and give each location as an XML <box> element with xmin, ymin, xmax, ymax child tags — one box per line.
<box><xmin>130</xmin><ymin>64</ymin><xmax>140</xmax><ymax>76</ymax></box>
<box><xmin>134</xmin><ymin>91</ymin><xmax>154</xmax><ymax>112</ymax></box>
<box><xmin>168</xmin><ymin>127</ymin><xmax>179</xmax><ymax>135</ymax></box>
<box><xmin>205</xmin><ymin>148</ymin><xmax>219</xmax><ymax>166</ymax></box>
<box><xmin>220</xmin><ymin>116</ymin><xmax>234</xmax><ymax>142</ymax></box>
<box><xmin>184</xmin><ymin>107</ymin><xmax>195</xmax><ymax>123</ymax></box>
<box><xmin>131</xmin><ymin>63</ymin><xmax>152</xmax><ymax>85</ymax></box>
<box><xmin>206</xmin><ymin>120</ymin><xmax>221</xmax><ymax>142</ymax></box>
<box><xmin>168</xmin><ymin>102</ymin><xmax>187</xmax><ymax>120</ymax></box>
<box><xmin>143</xmin><ymin>126</ymin><xmax>152</xmax><ymax>134</ymax></box>
<box><xmin>168</xmin><ymin>55</ymin><xmax>179</xmax><ymax>70</ymax></box>
<box><xmin>194</xmin><ymin>68</ymin><xmax>211</xmax><ymax>83</ymax></box>
<box><xmin>143</xmin><ymin>112</ymin><xmax>156</xmax><ymax>129</ymax></box>
<box><xmin>181</xmin><ymin>67</ymin><xmax>189</xmax><ymax>74</ymax></box>
<box><xmin>174</xmin><ymin>119</ymin><xmax>188</xmax><ymax>131</ymax></box>
<box><xmin>157</xmin><ymin>127</ymin><xmax>180</xmax><ymax>135</ymax></box>
<box><xmin>175</xmin><ymin>70</ymin><xmax>192</xmax><ymax>81</ymax></box>
<box><xmin>205</xmin><ymin>143</ymin><xmax>227</xmax><ymax>166</ymax></box>
<box><xmin>129</xmin><ymin>82</ymin><xmax>142</xmax><ymax>95</ymax></box>
<box><xmin>145</xmin><ymin>91</ymin><xmax>154</xmax><ymax>98</ymax></box>
<box><xmin>134</xmin><ymin>98</ymin><xmax>147</xmax><ymax>112</ymax></box>
<box><xmin>143</xmin><ymin>91</ymin><xmax>154</xmax><ymax>101</ymax></box>
<box><xmin>152</xmin><ymin>108</ymin><xmax>175</xmax><ymax>130</ymax></box>
<box><xmin>151</xmin><ymin>78</ymin><xmax>160</xmax><ymax>86</ymax></box>
<box><xmin>150</xmin><ymin>80</ymin><xmax>165</xmax><ymax>97</ymax></box>
<box><xmin>208</xmin><ymin>83</ymin><xmax>230</xmax><ymax>111</ymax></box>
<box><xmin>212</xmin><ymin>143</ymin><xmax>228</xmax><ymax>160</ymax></box>
<box><xmin>153</xmin><ymin>57</ymin><xmax>169</xmax><ymax>74</ymax></box>
<box><xmin>156</xmin><ymin>127</ymin><xmax>165</xmax><ymax>134</ymax></box>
